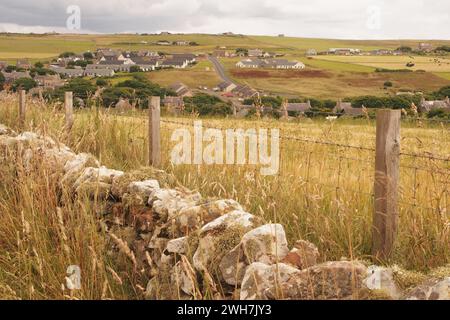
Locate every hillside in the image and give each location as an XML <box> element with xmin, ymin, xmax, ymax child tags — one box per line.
<box><xmin>1</xmin><ymin>33</ymin><xmax>450</xmax><ymax>98</ymax></box>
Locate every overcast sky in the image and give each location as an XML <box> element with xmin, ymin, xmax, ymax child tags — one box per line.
<box><xmin>0</xmin><ymin>0</ymin><xmax>449</xmax><ymax>39</ymax></box>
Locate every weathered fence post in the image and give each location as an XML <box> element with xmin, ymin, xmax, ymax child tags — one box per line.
<box><xmin>372</xmin><ymin>109</ymin><xmax>401</xmax><ymax>260</ymax></box>
<box><xmin>148</xmin><ymin>96</ymin><xmax>161</xmax><ymax>167</ymax></box>
<box><xmin>19</xmin><ymin>89</ymin><xmax>26</xmax><ymax>127</ymax></box>
<box><xmin>65</xmin><ymin>91</ymin><xmax>74</xmax><ymax>130</ymax></box>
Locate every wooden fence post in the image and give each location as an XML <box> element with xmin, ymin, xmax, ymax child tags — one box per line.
<box><xmin>65</xmin><ymin>91</ymin><xmax>74</xmax><ymax>130</ymax></box>
<box><xmin>148</xmin><ymin>96</ymin><xmax>161</xmax><ymax>167</ymax></box>
<box><xmin>372</xmin><ymin>109</ymin><xmax>401</xmax><ymax>260</ymax></box>
<box><xmin>19</xmin><ymin>90</ymin><xmax>26</xmax><ymax>127</ymax></box>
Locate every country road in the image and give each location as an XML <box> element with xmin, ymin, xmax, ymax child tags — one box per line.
<box><xmin>208</xmin><ymin>56</ymin><xmax>236</xmax><ymax>85</ymax></box>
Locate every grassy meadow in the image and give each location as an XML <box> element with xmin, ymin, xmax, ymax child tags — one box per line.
<box><xmin>0</xmin><ymin>93</ymin><xmax>449</xmax><ymax>299</ymax></box>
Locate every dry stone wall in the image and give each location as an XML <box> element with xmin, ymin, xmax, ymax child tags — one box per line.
<box><xmin>0</xmin><ymin>123</ymin><xmax>448</xmax><ymax>300</ymax></box>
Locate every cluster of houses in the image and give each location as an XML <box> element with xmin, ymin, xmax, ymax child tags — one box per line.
<box><xmin>236</xmin><ymin>58</ymin><xmax>305</xmax><ymax>69</ymax></box>
<box><xmin>49</xmin><ymin>49</ymin><xmax>197</xmax><ymax>78</ymax></box>
<box><xmin>306</xmin><ymin>43</ymin><xmax>436</xmax><ymax>57</ymax></box>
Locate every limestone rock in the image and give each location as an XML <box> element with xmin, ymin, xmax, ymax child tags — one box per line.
<box><xmin>171</xmin><ymin>257</ymin><xmax>199</xmax><ymax>297</ymax></box>
<box><xmin>219</xmin><ymin>244</ymin><xmax>247</xmax><ymax>286</ymax></box>
<box><xmin>282</xmin><ymin>240</ymin><xmax>319</xmax><ymax>269</ymax></box>
<box><xmin>64</xmin><ymin>153</ymin><xmax>100</xmax><ymax>174</ymax></box>
<box><xmin>404</xmin><ymin>277</ymin><xmax>450</xmax><ymax>300</ymax></box>
<box><xmin>272</xmin><ymin>261</ymin><xmax>368</xmax><ymax>300</ymax></box>
<box><xmin>241</xmin><ymin>224</ymin><xmax>289</xmax><ymax>264</ymax></box>
<box><xmin>73</xmin><ymin>166</ymin><xmax>124</xmax><ymax>190</ymax></box>
<box><xmin>172</xmin><ymin>199</ymin><xmax>243</xmax><ymax>236</ymax></box>
<box><xmin>240</xmin><ymin>262</ymin><xmax>301</xmax><ymax>300</ymax></box>
<box><xmin>199</xmin><ymin>210</ymin><xmax>256</xmax><ymax>235</ymax></box>
<box><xmin>166</xmin><ymin>237</ymin><xmax>188</xmax><ymax>255</ymax></box>
<box><xmin>127</xmin><ymin>180</ymin><xmax>160</xmax><ymax>199</ymax></box>
<box><xmin>193</xmin><ymin>211</ymin><xmax>259</xmax><ymax>273</ymax></box>
<box><xmin>148</xmin><ymin>188</ymin><xmax>201</xmax><ymax>222</ymax></box>
<box><xmin>364</xmin><ymin>266</ymin><xmax>402</xmax><ymax>299</ymax></box>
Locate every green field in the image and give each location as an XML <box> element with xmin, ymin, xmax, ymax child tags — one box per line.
<box><xmin>1</xmin><ymin>33</ymin><xmax>449</xmax><ymax>98</ymax></box>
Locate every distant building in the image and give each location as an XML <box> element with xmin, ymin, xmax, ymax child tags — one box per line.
<box><xmin>285</xmin><ymin>101</ymin><xmax>312</xmax><ymax>113</ymax></box>
<box><xmin>419</xmin><ymin>97</ymin><xmax>450</xmax><ymax>112</ymax></box>
<box><xmin>156</xmin><ymin>40</ymin><xmax>172</xmax><ymax>46</ymax></box>
<box><xmin>333</xmin><ymin>100</ymin><xmax>365</xmax><ymax>116</ymax></box>
<box><xmin>236</xmin><ymin>58</ymin><xmax>305</xmax><ymax>69</ymax></box>
<box><xmin>217</xmin><ymin>81</ymin><xmax>237</xmax><ymax>93</ymax></box>
<box><xmin>174</xmin><ymin>40</ymin><xmax>189</xmax><ymax>46</ymax></box>
<box><xmin>213</xmin><ymin>50</ymin><xmax>232</xmax><ymax>58</ymax></box>
<box><xmin>1</xmin><ymin>71</ymin><xmax>31</xmax><ymax>84</ymax></box>
<box><xmin>328</xmin><ymin>48</ymin><xmax>361</xmax><ymax>55</ymax></box>
<box><xmin>84</xmin><ymin>66</ymin><xmax>115</xmax><ymax>77</ymax></box>
<box><xmin>306</xmin><ymin>49</ymin><xmax>317</xmax><ymax>56</ymax></box>
<box><xmin>232</xmin><ymin>85</ymin><xmax>258</xmax><ymax>99</ymax></box>
<box><xmin>278</xmin><ymin>34</ymin><xmax>285</xmax><ymax>37</ymax></box>
<box><xmin>0</xmin><ymin>61</ymin><xmax>8</xmax><ymax>70</ymax></box>
<box><xmin>16</xmin><ymin>59</ymin><xmax>31</xmax><ymax>70</ymax></box>
<box><xmin>248</xmin><ymin>49</ymin><xmax>264</xmax><ymax>57</ymax></box>
<box><xmin>49</xmin><ymin>66</ymin><xmax>84</xmax><ymax>78</ymax></box>
<box><xmin>34</xmin><ymin>74</ymin><xmax>65</xmax><ymax>89</ymax></box>
<box><xmin>418</xmin><ymin>43</ymin><xmax>433</xmax><ymax>52</ymax></box>
<box><xmin>168</xmin><ymin>82</ymin><xmax>193</xmax><ymax>97</ymax></box>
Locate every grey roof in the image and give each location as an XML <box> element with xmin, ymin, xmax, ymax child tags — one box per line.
<box><xmin>286</xmin><ymin>102</ymin><xmax>311</xmax><ymax>112</ymax></box>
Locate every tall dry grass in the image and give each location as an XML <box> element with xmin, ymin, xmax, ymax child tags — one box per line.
<box><xmin>0</xmin><ymin>93</ymin><xmax>449</xmax><ymax>299</ymax></box>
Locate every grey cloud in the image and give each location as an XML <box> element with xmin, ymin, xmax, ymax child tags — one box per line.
<box><xmin>0</xmin><ymin>0</ymin><xmax>448</xmax><ymax>38</ymax></box>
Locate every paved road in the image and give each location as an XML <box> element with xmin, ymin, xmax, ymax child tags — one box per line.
<box><xmin>208</xmin><ymin>56</ymin><xmax>236</xmax><ymax>85</ymax></box>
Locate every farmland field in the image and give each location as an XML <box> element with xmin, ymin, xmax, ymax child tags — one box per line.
<box><xmin>1</xmin><ymin>33</ymin><xmax>449</xmax><ymax>97</ymax></box>
<box><xmin>314</xmin><ymin>55</ymin><xmax>450</xmax><ymax>72</ymax></box>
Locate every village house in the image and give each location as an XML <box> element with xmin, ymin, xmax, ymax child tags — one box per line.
<box><xmin>97</xmin><ymin>60</ymin><xmax>133</xmax><ymax>72</ymax></box>
<box><xmin>97</xmin><ymin>49</ymin><xmax>125</xmax><ymax>61</ymax></box>
<box><xmin>212</xmin><ymin>50</ymin><xmax>232</xmax><ymax>58</ymax></box>
<box><xmin>49</xmin><ymin>66</ymin><xmax>84</xmax><ymax>78</ymax></box>
<box><xmin>333</xmin><ymin>100</ymin><xmax>365</xmax><ymax>116</ymax></box>
<box><xmin>161</xmin><ymin>58</ymin><xmax>188</xmax><ymax>69</ymax></box>
<box><xmin>0</xmin><ymin>61</ymin><xmax>8</xmax><ymax>70</ymax></box>
<box><xmin>163</xmin><ymin>96</ymin><xmax>185</xmax><ymax>114</ymax></box>
<box><xmin>306</xmin><ymin>49</ymin><xmax>317</xmax><ymax>56</ymax></box>
<box><xmin>1</xmin><ymin>71</ymin><xmax>31</xmax><ymax>84</ymax></box>
<box><xmin>248</xmin><ymin>49</ymin><xmax>263</xmax><ymax>57</ymax></box>
<box><xmin>34</xmin><ymin>74</ymin><xmax>65</xmax><ymax>89</ymax></box>
<box><xmin>168</xmin><ymin>82</ymin><xmax>193</xmax><ymax>97</ymax></box>
<box><xmin>235</xmin><ymin>59</ymin><xmax>263</xmax><ymax>68</ymax></box>
<box><xmin>262</xmin><ymin>52</ymin><xmax>277</xmax><ymax>58</ymax></box>
<box><xmin>156</xmin><ymin>40</ymin><xmax>172</xmax><ymax>46</ymax></box>
<box><xmin>232</xmin><ymin>85</ymin><xmax>258</xmax><ymax>99</ymax></box>
<box><xmin>419</xmin><ymin>97</ymin><xmax>450</xmax><ymax>113</ymax></box>
<box><xmin>217</xmin><ymin>81</ymin><xmax>237</xmax><ymax>93</ymax></box>
<box><xmin>418</xmin><ymin>43</ymin><xmax>433</xmax><ymax>52</ymax></box>
<box><xmin>328</xmin><ymin>48</ymin><xmax>361</xmax><ymax>55</ymax></box>
<box><xmin>129</xmin><ymin>57</ymin><xmax>159</xmax><ymax>71</ymax></box>
<box><xmin>285</xmin><ymin>101</ymin><xmax>312</xmax><ymax>114</ymax></box>
<box><xmin>236</xmin><ymin>58</ymin><xmax>305</xmax><ymax>69</ymax></box>
<box><xmin>84</xmin><ymin>65</ymin><xmax>115</xmax><ymax>77</ymax></box>
<box><xmin>16</xmin><ymin>59</ymin><xmax>31</xmax><ymax>70</ymax></box>
<box><xmin>174</xmin><ymin>40</ymin><xmax>189</xmax><ymax>46</ymax></box>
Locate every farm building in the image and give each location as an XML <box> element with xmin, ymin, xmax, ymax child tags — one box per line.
<box><xmin>217</xmin><ymin>81</ymin><xmax>237</xmax><ymax>93</ymax></box>
<box><xmin>236</xmin><ymin>58</ymin><xmax>305</xmax><ymax>69</ymax></box>
<box><xmin>1</xmin><ymin>71</ymin><xmax>31</xmax><ymax>84</ymax></box>
<box><xmin>213</xmin><ymin>50</ymin><xmax>232</xmax><ymax>58</ymax></box>
<box><xmin>34</xmin><ymin>74</ymin><xmax>65</xmax><ymax>89</ymax></box>
<box><xmin>169</xmin><ymin>82</ymin><xmax>193</xmax><ymax>97</ymax></box>
<box><xmin>248</xmin><ymin>49</ymin><xmax>263</xmax><ymax>57</ymax></box>
<box><xmin>333</xmin><ymin>100</ymin><xmax>365</xmax><ymax>116</ymax></box>
<box><xmin>328</xmin><ymin>48</ymin><xmax>361</xmax><ymax>55</ymax></box>
<box><xmin>84</xmin><ymin>66</ymin><xmax>115</xmax><ymax>77</ymax></box>
<box><xmin>419</xmin><ymin>97</ymin><xmax>450</xmax><ymax>112</ymax></box>
<box><xmin>16</xmin><ymin>59</ymin><xmax>31</xmax><ymax>70</ymax></box>
<box><xmin>232</xmin><ymin>85</ymin><xmax>258</xmax><ymax>99</ymax></box>
<box><xmin>49</xmin><ymin>66</ymin><xmax>84</xmax><ymax>78</ymax></box>
<box><xmin>285</xmin><ymin>101</ymin><xmax>312</xmax><ymax>113</ymax></box>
